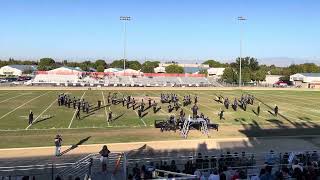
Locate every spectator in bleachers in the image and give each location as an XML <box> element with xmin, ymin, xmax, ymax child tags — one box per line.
<box><xmin>260</xmin><ymin>165</ymin><xmax>275</xmax><ymax>180</ymax></box>
<box><xmin>170</xmin><ymin>160</ymin><xmax>177</xmax><ymax>172</ymax></box>
<box><xmin>99</xmin><ymin>145</ymin><xmax>110</xmax><ymax>168</ymax></box>
<box><xmin>221</xmin><ymin>166</ymin><xmax>231</xmax><ymax>180</ymax></box>
<box><xmin>194</xmin><ymin>169</ymin><xmax>205</xmax><ymax>179</ymax></box>
<box><xmin>196</xmin><ymin>153</ymin><xmax>203</xmax><ymax>169</ymax></box>
<box><xmin>311</xmin><ymin>151</ymin><xmax>319</xmax><ymax>162</ymax></box>
<box><xmin>92</xmin><ymin>163</ymin><xmax>110</xmax><ymax>180</ymax></box>
<box><xmin>281</xmin><ymin>167</ymin><xmax>290</xmax><ymax>180</ymax></box>
<box><xmin>184</xmin><ymin>159</ymin><xmax>194</xmax><ymax>174</ymax></box>
<box><xmin>292</xmin><ymin>166</ymin><xmax>303</xmax><ymax>180</ymax></box>
<box><xmin>210</xmin><ymin>155</ymin><xmax>217</xmax><ymax>168</ymax></box>
<box><xmin>265</xmin><ymin>150</ymin><xmax>277</xmax><ymax>165</ymax></box>
<box><xmin>208</xmin><ymin>168</ymin><xmax>220</xmax><ymax>180</ymax></box>
<box><xmin>54</xmin><ymin>134</ymin><xmax>62</xmax><ymax>156</ymax></box>
<box><xmin>132</xmin><ymin>163</ymin><xmax>141</xmax><ymax>179</ymax></box>
<box><xmin>292</xmin><ymin>159</ymin><xmax>303</xmax><ymax>172</ymax></box>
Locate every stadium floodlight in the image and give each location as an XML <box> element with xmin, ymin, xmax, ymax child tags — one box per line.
<box><xmin>237</xmin><ymin>16</ymin><xmax>247</xmax><ymax>87</ymax></box>
<box><xmin>120</xmin><ymin>16</ymin><xmax>131</xmax><ymax>73</ymax></box>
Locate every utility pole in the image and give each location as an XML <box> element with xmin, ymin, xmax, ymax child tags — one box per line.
<box><xmin>237</xmin><ymin>16</ymin><xmax>247</xmax><ymax>87</ymax></box>
<box><xmin>120</xmin><ymin>16</ymin><xmax>131</xmax><ymax>73</ymax></box>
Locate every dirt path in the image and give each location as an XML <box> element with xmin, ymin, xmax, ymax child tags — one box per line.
<box><xmin>1</xmin><ymin>135</ymin><xmax>320</xmax><ymax>160</ymax></box>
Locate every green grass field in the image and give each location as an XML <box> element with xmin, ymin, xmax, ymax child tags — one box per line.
<box><xmin>0</xmin><ymin>89</ymin><xmax>319</xmax><ymax>148</ymax></box>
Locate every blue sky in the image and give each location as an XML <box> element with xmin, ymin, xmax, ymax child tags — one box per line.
<box><xmin>0</xmin><ymin>0</ymin><xmax>319</xmax><ymax>65</ymax></box>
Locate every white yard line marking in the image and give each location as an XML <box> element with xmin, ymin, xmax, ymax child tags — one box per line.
<box><xmin>146</xmin><ymin>91</ymin><xmax>173</xmax><ymax>116</ymax></box>
<box><xmin>218</xmin><ymin>91</ymin><xmax>320</xmax><ymax>120</ymax></box>
<box><xmin>0</xmin><ymin>94</ymin><xmax>25</xmax><ymax>103</ymax></box>
<box><xmin>226</xmin><ymin>91</ymin><xmax>319</xmax><ymax>112</ymax></box>
<box><xmin>195</xmin><ymin>91</ymin><xmax>279</xmax><ymax>121</ymax></box>
<box><xmin>0</xmin><ymin>92</ymin><xmax>11</xmax><ymax>96</ymax></box>
<box><xmin>134</xmin><ymin>110</ymin><xmax>147</xmax><ymax>127</ymax></box>
<box><xmin>68</xmin><ymin>91</ymin><xmax>86</xmax><ymax>129</ymax></box>
<box><xmin>252</xmin><ymin>91</ymin><xmax>320</xmax><ymax>106</ymax></box>
<box><xmin>101</xmin><ymin>91</ymin><xmax>110</xmax><ymax>126</ymax></box>
<box><xmin>25</xmin><ymin>99</ymin><xmax>56</xmax><ymax>130</ymax></box>
<box><xmin>0</xmin><ymin>92</ymin><xmax>50</xmax><ymax>120</ymax></box>
<box><xmin>201</xmin><ymin>91</ymin><xmax>316</xmax><ymax>123</ymax></box>
<box><xmin>126</xmin><ymin>91</ymin><xmax>147</xmax><ymax>127</ymax></box>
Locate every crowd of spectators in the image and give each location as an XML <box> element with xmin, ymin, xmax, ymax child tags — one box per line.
<box><xmin>3</xmin><ymin>150</ymin><xmax>320</xmax><ymax>180</ymax></box>
<box><xmin>127</xmin><ymin>150</ymin><xmax>320</xmax><ymax>180</ymax></box>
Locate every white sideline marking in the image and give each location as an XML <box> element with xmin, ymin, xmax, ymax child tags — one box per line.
<box><xmin>101</xmin><ymin>91</ymin><xmax>110</xmax><ymax>126</ymax></box>
<box><xmin>68</xmin><ymin>91</ymin><xmax>86</xmax><ymax>128</ymax></box>
<box><xmin>0</xmin><ymin>94</ymin><xmax>25</xmax><ymax>103</ymax></box>
<box><xmin>25</xmin><ymin>99</ymin><xmax>56</xmax><ymax>130</ymax></box>
<box><xmin>3</xmin><ymin>134</ymin><xmax>320</xmax><ymax>151</ymax></box>
<box><xmin>0</xmin><ymin>92</ymin><xmax>50</xmax><ymax>120</ymax></box>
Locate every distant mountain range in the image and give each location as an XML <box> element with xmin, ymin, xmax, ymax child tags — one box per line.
<box><xmin>175</xmin><ymin>57</ymin><xmax>320</xmax><ymax>67</ymax></box>
<box><xmin>258</xmin><ymin>57</ymin><xmax>320</xmax><ymax>67</ymax></box>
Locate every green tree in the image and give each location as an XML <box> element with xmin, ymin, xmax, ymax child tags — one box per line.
<box><xmin>203</xmin><ymin>60</ymin><xmax>224</xmax><ymax>68</ymax></box>
<box><xmin>301</xmin><ymin>63</ymin><xmax>320</xmax><ymax>73</ymax></box>
<box><xmin>96</xmin><ymin>65</ymin><xmax>105</xmax><ymax>72</ymax></box>
<box><xmin>241</xmin><ymin>67</ymin><xmax>251</xmax><ymax>83</ymax></box>
<box><xmin>254</xmin><ymin>69</ymin><xmax>267</xmax><ymax>82</ymax></box>
<box><xmin>141</xmin><ymin>61</ymin><xmax>159</xmax><ymax>73</ymax></box>
<box><xmin>288</xmin><ymin>64</ymin><xmax>304</xmax><ymax>74</ymax></box>
<box><xmin>38</xmin><ymin>58</ymin><xmax>56</xmax><ymax>70</ymax></box>
<box><xmin>128</xmin><ymin>61</ymin><xmax>142</xmax><ymax>70</ymax></box>
<box><xmin>222</xmin><ymin>67</ymin><xmax>237</xmax><ymax>83</ymax></box>
<box><xmin>165</xmin><ymin>64</ymin><xmax>184</xmax><ymax>74</ymax></box>
<box><xmin>110</xmin><ymin>60</ymin><xmax>125</xmax><ymax>69</ymax></box>
<box><xmin>95</xmin><ymin>59</ymin><xmax>106</xmax><ymax>69</ymax></box>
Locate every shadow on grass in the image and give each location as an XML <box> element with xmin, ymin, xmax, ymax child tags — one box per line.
<box><xmin>80</xmin><ymin>113</ymin><xmax>95</xmax><ymax>120</ymax></box>
<box><xmin>33</xmin><ymin>116</ymin><xmax>54</xmax><ymax>125</ymax></box>
<box><xmin>59</xmin><ymin>136</ymin><xmax>91</xmax><ymax>156</ymax></box>
<box><xmin>112</xmin><ymin>113</ymin><xmax>125</xmax><ymax>121</ymax></box>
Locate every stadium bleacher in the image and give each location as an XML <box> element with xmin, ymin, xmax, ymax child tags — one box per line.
<box><xmin>1</xmin><ymin>149</ymin><xmax>319</xmax><ymax>179</ymax></box>
<box><xmin>31</xmin><ymin>73</ymin><xmax>222</xmax><ymax>87</ymax></box>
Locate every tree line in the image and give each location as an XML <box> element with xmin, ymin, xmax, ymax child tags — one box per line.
<box><xmin>203</xmin><ymin>58</ymin><xmax>320</xmax><ymax>84</ymax></box>
<box><xmin>0</xmin><ymin>57</ymin><xmax>319</xmax><ymax>81</ymax></box>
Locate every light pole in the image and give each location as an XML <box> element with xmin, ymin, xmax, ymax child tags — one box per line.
<box><xmin>120</xmin><ymin>16</ymin><xmax>131</xmax><ymax>72</ymax></box>
<box><xmin>237</xmin><ymin>16</ymin><xmax>246</xmax><ymax>87</ymax></box>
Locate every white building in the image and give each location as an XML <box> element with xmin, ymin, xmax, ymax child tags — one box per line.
<box><xmin>158</xmin><ymin>63</ymin><xmax>209</xmax><ymax>73</ymax></box>
<box><xmin>290</xmin><ymin>73</ymin><xmax>320</xmax><ymax>88</ymax></box>
<box><xmin>0</xmin><ymin>65</ymin><xmax>37</xmax><ymax>76</ymax></box>
<box><xmin>154</xmin><ymin>66</ymin><xmax>166</xmax><ymax>73</ymax></box>
<box><xmin>207</xmin><ymin>68</ymin><xmax>225</xmax><ymax>77</ymax></box>
<box><xmin>47</xmin><ymin>66</ymin><xmax>84</xmax><ymax>75</ymax></box>
<box><xmin>104</xmin><ymin>68</ymin><xmax>123</xmax><ymax>73</ymax></box>
<box><xmin>262</xmin><ymin>75</ymin><xmax>283</xmax><ymax>85</ymax></box>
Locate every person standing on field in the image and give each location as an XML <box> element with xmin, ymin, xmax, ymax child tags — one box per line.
<box><xmin>257</xmin><ymin>102</ymin><xmax>261</xmax><ymax>116</ymax></box>
<box><xmin>28</xmin><ymin>110</ymin><xmax>34</xmax><ymax>125</ymax></box>
<box><xmin>76</xmin><ymin>106</ymin><xmax>81</xmax><ymax>119</ymax></box>
<box><xmin>274</xmin><ymin>104</ymin><xmax>279</xmax><ymax>117</ymax></box>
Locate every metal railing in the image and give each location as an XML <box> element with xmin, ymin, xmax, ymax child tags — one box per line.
<box><xmin>0</xmin><ymin>152</ymin><xmax>127</xmax><ymax>180</ymax></box>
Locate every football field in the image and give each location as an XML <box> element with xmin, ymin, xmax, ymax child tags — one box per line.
<box><xmin>0</xmin><ymin>89</ymin><xmax>319</xmax><ymax>148</ymax></box>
